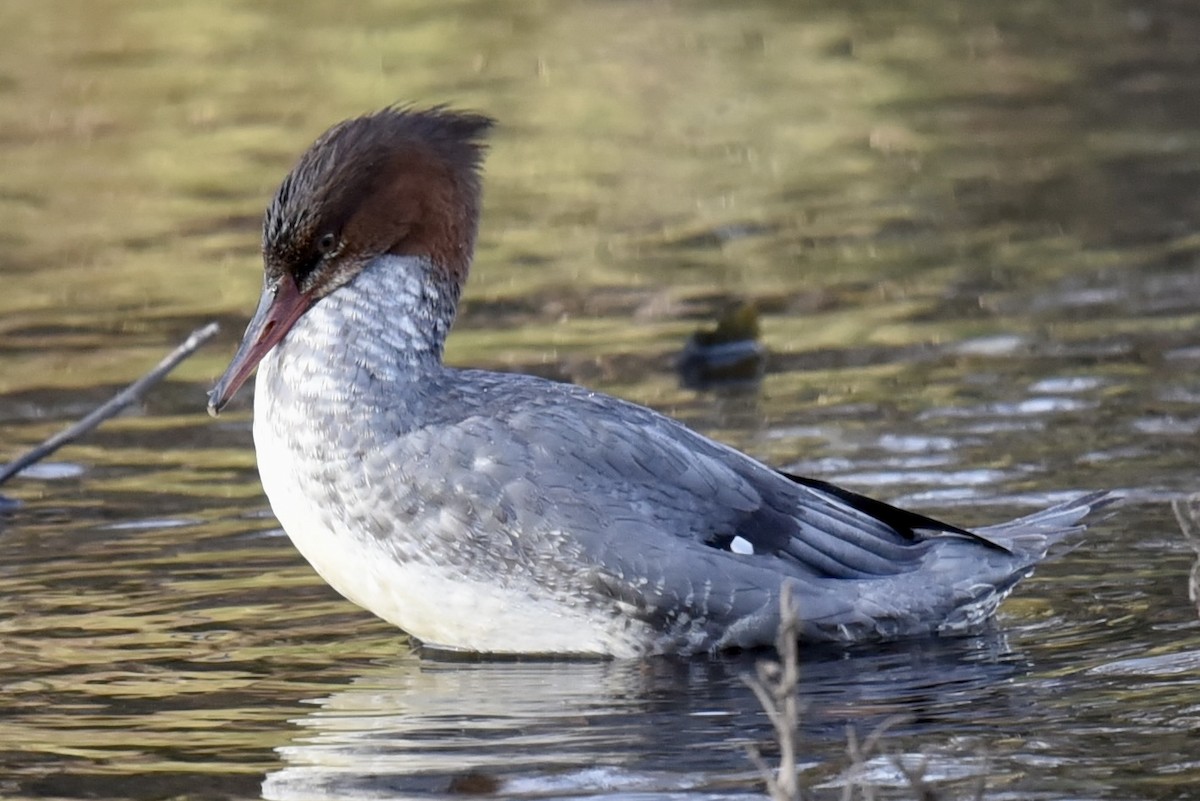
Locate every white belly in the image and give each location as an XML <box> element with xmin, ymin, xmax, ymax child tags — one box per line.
<box><xmin>251</xmin><ymin>383</ymin><xmax>645</xmax><ymax>657</ymax></box>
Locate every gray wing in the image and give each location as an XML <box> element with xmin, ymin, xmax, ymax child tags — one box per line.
<box><xmin>479</xmin><ymin>378</ymin><xmax>996</xmax><ymax>565</ymax></box>
<box><xmin>388</xmin><ymin>374</ymin><xmax>1001</xmax><ymax>574</ymax></box>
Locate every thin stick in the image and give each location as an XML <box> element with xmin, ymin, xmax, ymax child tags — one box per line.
<box><xmin>0</xmin><ymin>322</ymin><xmax>220</xmax><ymax>486</ymax></box>
<box><xmin>743</xmin><ymin>583</ymin><xmax>803</xmax><ymax>801</ymax></box>
<box><xmin>1172</xmin><ymin>495</ymin><xmax>1200</xmax><ymax>616</ymax></box>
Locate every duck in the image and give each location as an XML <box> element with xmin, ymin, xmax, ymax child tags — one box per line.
<box><xmin>207</xmin><ymin>106</ymin><xmax>1109</xmax><ymax>658</ymax></box>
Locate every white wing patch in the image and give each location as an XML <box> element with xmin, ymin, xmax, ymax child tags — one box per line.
<box><xmin>730</xmin><ymin>536</ymin><xmax>755</xmax><ymax>555</ymax></box>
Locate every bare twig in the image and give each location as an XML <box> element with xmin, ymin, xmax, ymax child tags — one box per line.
<box><xmin>744</xmin><ymin>583</ymin><xmax>804</xmax><ymax>801</ymax></box>
<box><xmin>1171</xmin><ymin>494</ymin><xmax>1200</xmax><ymax>618</ymax></box>
<box><xmin>0</xmin><ymin>322</ymin><xmax>220</xmax><ymax>486</ymax></box>
<box><xmin>971</xmin><ymin>749</ymin><xmax>990</xmax><ymax>801</ymax></box>
<box><xmin>892</xmin><ymin>754</ymin><xmax>937</xmax><ymax>801</ymax></box>
<box><xmin>739</xmin><ymin>588</ymin><xmax>980</xmax><ymax>801</ymax></box>
<box><xmin>843</xmin><ymin>715</ymin><xmax>908</xmax><ymax>801</ymax></box>
<box><xmin>856</xmin><ymin>716</ymin><xmax>906</xmax><ymax>762</ymax></box>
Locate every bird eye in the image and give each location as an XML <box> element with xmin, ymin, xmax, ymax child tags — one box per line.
<box><xmin>316</xmin><ymin>232</ymin><xmax>338</xmax><ymax>255</ymax></box>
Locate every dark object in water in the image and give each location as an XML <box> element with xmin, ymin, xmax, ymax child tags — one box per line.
<box><xmin>677</xmin><ymin>301</ymin><xmax>766</xmax><ymax>389</ymax></box>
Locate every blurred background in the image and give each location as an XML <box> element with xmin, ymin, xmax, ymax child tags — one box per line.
<box><xmin>1</xmin><ymin>1</ymin><xmax>1198</xmax><ymax>799</ymax></box>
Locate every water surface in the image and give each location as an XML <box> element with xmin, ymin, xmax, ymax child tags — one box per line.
<box><xmin>2</xmin><ymin>1</ymin><xmax>1199</xmax><ymax>798</ymax></box>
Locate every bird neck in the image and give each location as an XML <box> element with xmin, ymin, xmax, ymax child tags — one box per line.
<box><xmin>257</xmin><ymin>254</ymin><xmax>461</xmax><ymax>413</ymax></box>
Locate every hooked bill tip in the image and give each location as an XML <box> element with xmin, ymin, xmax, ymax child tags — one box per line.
<box><xmin>206</xmin><ymin>390</ymin><xmax>225</xmax><ymax>418</ymax></box>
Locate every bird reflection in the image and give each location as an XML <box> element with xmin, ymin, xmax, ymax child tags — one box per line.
<box><xmin>262</xmin><ymin>634</ymin><xmax>1033</xmax><ymax>800</ymax></box>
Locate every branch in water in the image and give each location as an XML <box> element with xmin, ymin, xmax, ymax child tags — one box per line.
<box><xmin>0</xmin><ymin>322</ymin><xmax>220</xmax><ymax>486</ymax></box>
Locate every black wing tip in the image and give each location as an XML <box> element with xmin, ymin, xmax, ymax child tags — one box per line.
<box><xmin>779</xmin><ymin>471</ymin><xmax>1011</xmax><ymax>552</ymax></box>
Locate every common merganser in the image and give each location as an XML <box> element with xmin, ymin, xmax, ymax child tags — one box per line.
<box><xmin>207</xmin><ymin>106</ymin><xmax>1108</xmax><ymax>657</ymax></box>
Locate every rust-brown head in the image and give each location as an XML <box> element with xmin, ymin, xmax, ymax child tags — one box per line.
<box><xmin>207</xmin><ymin>106</ymin><xmax>494</xmax><ymax>416</ymax></box>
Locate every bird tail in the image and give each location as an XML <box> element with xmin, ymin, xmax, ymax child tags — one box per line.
<box><xmin>975</xmin><ymin>490</ymin><xmax>1115</xmax><ymax>560</ymax></box>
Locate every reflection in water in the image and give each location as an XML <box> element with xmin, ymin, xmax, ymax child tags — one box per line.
<box><xmin>3</xmin><ymin>0</ymin><xmax>1200</xmax><ymax>798</ymax></box>
<box><xmin>263</xmin><ymin>637</ymin><xmax>1030</xmax><ymax>800</ymax></box>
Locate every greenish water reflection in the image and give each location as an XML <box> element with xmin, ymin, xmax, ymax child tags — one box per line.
<box><xmin>1</xmin><ymin>0</ymin><xmax>1199</xmax><ymax>799</ymax></box>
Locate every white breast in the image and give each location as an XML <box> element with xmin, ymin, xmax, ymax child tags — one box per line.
<box><xmin>252</xmin><ymin>354</ymin><xmax>648</xmax><ymax>657</ymax></box>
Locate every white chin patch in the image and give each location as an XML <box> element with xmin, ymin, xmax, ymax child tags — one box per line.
<box><xmin>730</xmin><ymin>536</ymin><xmax>754</xmax><ymax>555</ymax></box>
